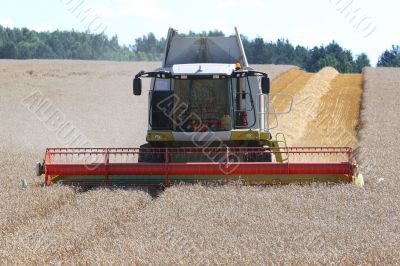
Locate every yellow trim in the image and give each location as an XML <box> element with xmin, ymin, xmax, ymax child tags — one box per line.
<box><xmin>146</xmin><ymin>131</ymin><xmax>174</xmax><ymax>142</ymax></box>
<box><xmin>148</xmin><ymin>130</ymin><xmax>272</xmax><ymax>142</ymax></box>
<box><xmin>268</xmin><ymin>140</ymin><xmax>285</xmax><ymax>163</ymax></box>
<box><xmin>230</xmin><ymin>130</ymin><xmax>270</xmax><ymax>141</ymax></box>
<box><xmin>259</xmin><ymin>131</ymin><xmax>270</xmax><ymax>141</ymax></box>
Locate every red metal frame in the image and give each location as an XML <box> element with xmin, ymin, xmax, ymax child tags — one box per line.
<box><xmin>43</xmin><ymin>147</ymin><xmax>355</xmax><ymax>187</ymax></box>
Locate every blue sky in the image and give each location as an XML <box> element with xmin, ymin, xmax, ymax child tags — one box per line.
<box><xmin>1</xmin><ymin>0</ymin><xmax>399</xmax><ymax>65</ymax></box>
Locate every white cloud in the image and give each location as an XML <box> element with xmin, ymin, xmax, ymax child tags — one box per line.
<box><xmin>216</xmin><ymin>0</ymin><xmax>266</xmax><ymax>8</ymax></box>
<box><xmin>93</xmin><ymin>0</ymin><xmax>168</xmax><ymax>21</ymax></box>
<box><xmin>0</xmin><ymin>18</ymin><xmax>15</xmax><ymax>28</ymax></box>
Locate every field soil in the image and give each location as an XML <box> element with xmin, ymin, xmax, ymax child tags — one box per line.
<box><xmin>1</xmin><ymin>60</ymin><xmax>399</xmax><ymax>264</ymax></box>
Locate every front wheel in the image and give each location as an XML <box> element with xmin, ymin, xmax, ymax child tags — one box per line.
<box><xmin>246</xmin><ymin>147</ymin><xmax>272</xmax><ymax>162</ymax></box>
<box><xmin>138</xmin><ymin>143</ymin><xmax>165</xmax><ymax>163</ymax></box>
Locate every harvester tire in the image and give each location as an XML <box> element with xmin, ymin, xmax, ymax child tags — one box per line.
<box><xmin>138</xmin><ymin>144</ymin><xmax>165</xmax><ymax>163</ymax></box>
<box><xmin>262</xmin><ymin>151</ymin><xmax>272</xmax><ymax>162</ymax></box>
<box><xmin>247</xmin><ymin>148</ymin><xmax>272</xmax><ymax>162</ymax></box>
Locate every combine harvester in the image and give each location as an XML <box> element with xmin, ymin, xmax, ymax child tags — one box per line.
<box><xmin>36</xmin><ymin>28</ymin><xmax>363</xmax><ymax>188</ymax></box>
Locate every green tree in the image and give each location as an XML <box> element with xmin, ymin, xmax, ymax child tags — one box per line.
<box><xmin>134</xmin><ymin>33</ymin><xmax>164</xmax><ymax>55</ymax></box>
<box><xmin>272</xmin><ymin>39</ymin><xmax>295</xmax><ymax>64</ymax></box>
<box><xmin>355</xmin><ymin>53</ymin><xmax>371</xmax><ymax>72</ymax></box>
<box><xmin>17</xmin><ymin>41</ymin><xmax>35</xmax><ymax>59</ymax></box>
<box><xmin>303</xmin><ymin>42</ymin><xmax>360</xmax><ymax>73</ymax></box>
<box><xmin>315</xmin><ymin>54</ymin><xmax>340</xmax><ymax>71</ymax></box>
<box><xmin>249</xmin><ymin>38</ymin><xmax>268</xmax><ymax>64</ymax></box>
<box><xmin>35</xmin><ymin>42</ymin><xmax>54</xmax><ymax>58</ymax></box>
<box><xmin>293</xmin><ymin>46</ymin><xmax>309</xmax><ymax>67</ymax></box>
<box><xmin>0</xmin><ymin>41</ymin><xmax>17</xmax><ymax>58</ymax></box>
<box><xmin>306</xmin><ymin>46</ymin><xmax>326</xmax><ymax>72</ymax></box>
<box><xmin>377</xmin><ymin>46</ymin><xmax>400</xmax><ymax>67</ymax></box>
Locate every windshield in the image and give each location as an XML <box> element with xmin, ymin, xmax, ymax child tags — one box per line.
<box><xmin>173</xmin><ymin>79</ymin><xmax>232</xmax><ymax>132</ymax></box>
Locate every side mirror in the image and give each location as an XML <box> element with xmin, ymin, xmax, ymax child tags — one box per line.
<box><xmin>133</xmin><ymin>77</ymin><xmax>142</xmax><ymax>96</ymax></box>
<box><xmin>261</xmin><ymin>76</ymin><xmax>270</xmax><ymax>94</ymax></box>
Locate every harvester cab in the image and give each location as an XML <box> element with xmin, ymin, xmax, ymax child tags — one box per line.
<box><xmin>133</xmin><ymin>28</ymin><xmax>283</xmax><ymax>155</ymax></box>
<box><xmin>36</xmin><ymin>28</ymin><xmax>363</xmax><ymax>188</ymax></box>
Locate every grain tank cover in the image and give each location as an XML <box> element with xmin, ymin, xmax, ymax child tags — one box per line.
<box><xmin>163</xmin><ymin>27</ymin><xmax>248</xmax><ymax>67</ymax></box>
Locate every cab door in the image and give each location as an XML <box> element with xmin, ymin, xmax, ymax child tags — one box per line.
<box><xmin>149</xmin><ymin>78</ymin><xmax>173</xmax><ymax>130</ymax></box>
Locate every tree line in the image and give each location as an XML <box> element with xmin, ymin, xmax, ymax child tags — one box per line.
<box><xmin>0</xmin><ymin>26</ymin><xmax>161</xmax><ymax>61</ymax></box>
<box><xmin>0</xmin><ymin>26</ymin><xmax>399</xmax><ymax>72</ymax></box>
<box><xmin>242</xmin><ymin>37</ymin><xmax>371</xmax><ymax>73</ymax></box>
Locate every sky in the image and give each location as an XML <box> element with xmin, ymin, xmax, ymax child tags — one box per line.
<box><xmin>0</xmin><ymin>0</ymin><xmax>399</xmax><ymax>65</ymax></box>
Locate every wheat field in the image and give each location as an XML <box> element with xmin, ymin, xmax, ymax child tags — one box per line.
<box><xmin>1</xmin><ymin>60</ymin><xmax>399</xmax><ymax>265</ymax></box>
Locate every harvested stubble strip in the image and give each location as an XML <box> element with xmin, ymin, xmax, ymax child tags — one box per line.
<box><xmin>270</xmin><ymin>67</ymin><xmax>339</xmax><ymax>146</ymax></box>
<box><xmin>299</xmin><ymin>73</ymin><xmax>362</xmax><ymax>148</ymax></box>
<box><xmin>270</xmin><ymin>67</ymin><xmax>362</xmax><ymax>153</ymax></box>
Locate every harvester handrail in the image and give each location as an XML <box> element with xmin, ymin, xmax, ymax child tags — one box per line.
<box><xmin>46</xmin><ymin>147</ymin><xmax>352</xmax><ymax>153</ymax></box>
<box><xmin>45</xmin><ymin>147</ymin><xmax>353</xmax><ymax>164</ymax></box>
